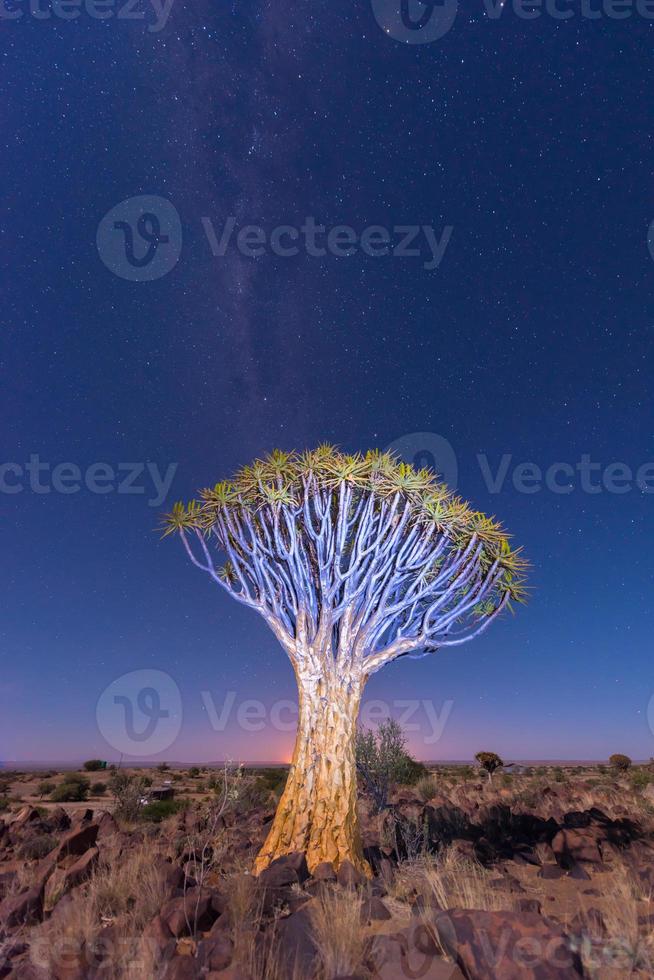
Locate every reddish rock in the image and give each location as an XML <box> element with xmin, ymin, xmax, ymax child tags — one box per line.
<box><xmin>337</xmin><ymin>860</ymin><xmax>367</xmax><ymax>889</ymax></box>
<box><xmin>433</xmin><ymin>909</ymin><xmax>583</xmax><ymax>979</ymax></box>
<box><xmin>162</xmin><ymin>956</ymin><xmax>199</xmax><ymax>979</ymax></box>
<box><xmin>95</xmin><ymin>812</ymin><xmax>119</xmax><ymax>839</ymax></box>
<box><xmin>44</xmin><ymin>846</ymin><xmax>99</xmax><ymax>910</ymax></box>
<box><xmin>161</xmin><ymin>890</ymin><xmax>218</xmax><ymax>937</ymax></box>
<box><xmin>552</xmin><ymin>828</ymin><xmax>602</xmax><ymax>867</ymax></box>
<box><xmin>267</xmin><ymin>851</ymin><xmax>310</xmax><ymax>883</ymax></box>
<box><xmin>360</xmin><ymin>896</ymin><xmax>391</xmax><ymax>922</ymax></box>
<box><xmin>312</xmin><ymin>861</ymin><xmax>336</xmax><ymax>882</ymax></box>
<box><xmin>56</xmin><ymin>823</ymin><xmax>99</xmax><ymax>859</ymax></box>
<box><xmin>197</xmin><ymin>934</ymin><xmax>233</xmax><ymax>971</ymax></box>
<box><xmin>369</xmin><ymin>924</ymin><xmax>462</xmax><ymax>980</ymax></box>
<box><xmin>0</xmin><ymin>883</ymin><xmax>44</xmax><ymax>928</ymax></box>
<box><xmin>258</xmin><ymin>861</ymin><xmax>298</xmax><ymax>889</ymax></box>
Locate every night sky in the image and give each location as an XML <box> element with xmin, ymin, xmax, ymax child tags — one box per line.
<box><xmin>2</xmin><ymin>1</ymin><xmax>653</xmax><ymax>765</ymax></box>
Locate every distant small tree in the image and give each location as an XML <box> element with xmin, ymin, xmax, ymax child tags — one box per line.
<box><xmin>91</xmin><ymin>782</ymin><xmax>107</xmax><ymax>796</ymax></box>
<box><xmin>475</xmin><ymin>751</ymin><xmax>504</xmax><ymax>783</ymax></box>
<box><xmin>188</xmin><ymin>767</ymin><xmax>200</xmax><ymax>778</ymax></box>
<box><xmin>51</xmin><ymin>774</ymin><xmax>90</xmax><ymax>802</ymax></box>
<box><xmin>38</xmin><ymin>781</ymin><xmax>56</xmax><ymax>799</ymax></box>
<box><xmin>109</xmin><ymin>770</ymin><xmax>148</xmax><ymax>820</ymax></box>
<box><xmin>609</xmin><ymin>753</ymin><xmax>632</xmax><ymax>773</ymax></box>
<box><xmin>355</xmin><ymin>719</ymin><xmax>411</xmax><ymax>813</ymax></box>
<box><xmin>83</xmin><ymin>760</ymin><xmax>105</xmax><ymax>772</ymax></box>
<box><xmin>157</xmin><ymin>762</ymin><xmax>170</xmax><ymax>773</ymax></box>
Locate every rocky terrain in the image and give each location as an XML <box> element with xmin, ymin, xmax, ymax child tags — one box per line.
<box><xmin>1</xmin><ymin>765</ymin><xmax>654</xmax><ymax>978</ymax></box>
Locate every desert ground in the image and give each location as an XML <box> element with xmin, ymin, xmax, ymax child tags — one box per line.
<box><xmin>2</xmin><ymin>761</ymin><xmax>654</xmax><ymax>979</ymax></box>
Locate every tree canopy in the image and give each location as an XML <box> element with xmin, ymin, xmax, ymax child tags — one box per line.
<box><xmin>163</xmin><ymin>446</ymin><xmax>527</xmax><ymax>672</ymax></box>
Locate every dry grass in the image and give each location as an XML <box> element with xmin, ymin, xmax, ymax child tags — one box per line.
<box><xmin>29</xmin><ymin>843</ymin><xmax>169</xmax><ymax>978</ymax></box>
<box><xmin>392</xmin><ymin>846</ymin><xmax>518</xmax><ymax>913</ymax></box>
<box><xmin>571</xmin><ymin>861</ymin><xmax>654</xmax><ymax>978</ymax></box>
<box><xmin>310</xmin><ymin>886</ymin><xmax>367</xmax><ymax>979</ymax></box>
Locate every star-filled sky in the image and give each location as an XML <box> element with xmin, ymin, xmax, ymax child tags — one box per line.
<box><xmin>2</xmin><ymin>1</ymin><xmax>653</xmax><ymax>765</ymax></box>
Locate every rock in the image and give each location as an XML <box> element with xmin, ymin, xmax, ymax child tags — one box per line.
<box><xmin>538</xmin><ymin>865</ymin><xmax>566</xmax><ymax>880</ymax></box>
<box><xmin>258</xmin><ymin>861</ymin><xmax>298</xmax><ymax>890</ymax></box>
<box><xmin>267</xmin><ymin>852</ymin><xmax>309</xmax><ymax>883</ymax></box>
<box><xmin>551</xmin><ymin>828</ymin><xmax>602</xmax><ymax>867</ymax></box>
<box><xmin>516</xmin><ymin>898</ymin><xmax>542</xmax><ymax>914</ymax></box>
<box><xmin>360</xmin><ymin>896</ymin><xmax>391</xmax><ymax>922</ymax></box>
<box><xmin>161</xmin><ymin>890</ymin><xmax>218</xmax><ymax>937</ymax></box>
<box><xmin>56</xmin><ymin>823</ymin><xmax>99</xmax><ymax>859</ymax></box>
<box><xmin>568</xmin><ymin>863</ymin><xmax>591</xmax><ymax>881</ymax></box>
<box><xmin>276</xmin><ymin>905</ymin><xmax>317</xmax><ymax>975</ymax></box>
<box><xmin>312</xmin><ymin>861</ymin><xmax>337</xmax><ymax>882</ymax></box>
<box><xmin>369</xmin><ymin>924</ymin><xmax>463</xmax><ymax>980</ymax></box>
<box><xmin>140</xmin><ymin>914</ymin><xmax>175</xmax><ymax>969</ymax></box>
<box><xmin>43</xmin><ymin>808</ymin><xmax>71</xmax><ymax>833</ymax></box>
<box><xmin>0</xmin><ymin>883</ymin><xmax>44</xmax><ymax>928</ymax></box>
<box><xmin>433</xmin><ymin>909</ymin><xmax>583</xmax><ymax>979</ymax></box>
<box><xmin>162</xmin><ymin>956</ymin><xmax>199</xmax><ymax>980</ymax></box>
<box><xmin>197</xmin><ymin>934</ymin><xmax>233</xmax><ymax>972</ymax></box>
<box><xmin>70</xmin><ymin>809</ymin><xmax>94</xmax><ymax>825</ymax></box>
<box><xmin>95</xmin><ymin>812</ymin><xmax>119</xmax><ymax>839</ymax></box>
<box><xmin>337</xmin><ymin>860</ymin><xmax>366</xmax><ymax>889</ymax></box>
<box><xmin>11</xmin><ymin>808</ymin><xmax>41</xmax><ymax>829</ymax></box>
<box><xmin>44</xmin><ymin>846</ymin><xmax>99</xmax><ymax>910</ymax></box>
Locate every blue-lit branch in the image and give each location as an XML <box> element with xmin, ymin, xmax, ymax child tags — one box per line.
<box><xmin>179</xmin><ymin>476</ymin><xmax>509</xmax><ymax>675</ymax></box>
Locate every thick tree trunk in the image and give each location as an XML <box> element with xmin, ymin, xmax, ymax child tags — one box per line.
<box><xmin>253</xmin><ymin>666</ymin><xmax>370</xmax><ymax>876</ymax></box>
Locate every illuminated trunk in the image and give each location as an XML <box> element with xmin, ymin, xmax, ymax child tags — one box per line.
<box><xmin>253</xmin><ymin>666</ymin><xmax>370</xmax><ymax>876</ymax></box>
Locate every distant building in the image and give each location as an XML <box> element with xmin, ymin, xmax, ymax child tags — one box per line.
<box><xmin>148</xmin><ymin>786</ymin><xmax>174</xmax><ymax>801</ymax></box>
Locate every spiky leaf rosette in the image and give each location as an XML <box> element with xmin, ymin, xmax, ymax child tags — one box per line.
<box><xmin>162</xmin><ymin>447</ymin><xmax>527</xmax><ymax>672</ymax></box>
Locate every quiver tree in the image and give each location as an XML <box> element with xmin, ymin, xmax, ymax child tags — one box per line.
<box><xmin>609</xmin><ymin>753</ymin><xmax>632</xmax><ymax>773</ymax></box>
<box><xmin>475</xmin><ymin>751</ymin><xmax>504</xmax><ymax>783</ymax></box>
<box><xmin>163</xmin><ymin>446</ymin><xmax>527</xmax><ymax>875</ymax></box>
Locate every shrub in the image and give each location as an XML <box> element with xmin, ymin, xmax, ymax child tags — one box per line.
<box><xmin>156</xmin><ymin>762</ymin><xmax>170</xmax><ymax>773</ymax></box>
<box><xmin>139</xmin><ymin>799</ymin><xmax>185</xmax><ymax>822</ymax></box>
<box><xmin>630</xmin><ymin>769</ymin><xmax>651</xmax><ymax>790</ymax></box>
<box><xmin>609</xmin><ymin>754</ymin><xmax>632</xmax><ymax>773</ymax></box>
<box><xmin>553</xmin><ymin>767</ymin><xmax>565</xmax><ymax>783</ymax></box>
<box><xmin>38</xmin><ymin>781</ymin><xmax>56</xmax><ymax>798</ymax></box>
<box><xmin>474</xmin><ymin>752</ymin><xmax>504</xmax><ymax>783</ymax></box>
<box><xmin>402</xmin><ymin>756</ymin><xmax>430</xmax><ymax>786</ymax></box>
<box><xmin>188</xmin><ymin>767</ymin><xmax>200</xmax><ymax>778</ymax></box>
<box><xmin>415</xmin><ymin>775</ymin><xmax>439</xmax><ymax>800</ymax></box>
<box><xmin>356</xmin><ymin>719</ymin><xmax>412</xmax><ymax>812</ymax></box>
<box><xmin>0</xmin><ymin>797</ymin><xmax>10</xmax><ymax>813</ymax></box>
<box><xmin>109</xmin><ymin>771</ymin><xmax>148</xmax><ymax>821</ymax></box>
<box><xmin>83</xmin><ymin>760</ymin><xmax>105</xmax><ymax>772</ymax></box>
<box><xmin>51</xmin><ymin>776</ymin><xmax>90</xmax><ymax>802</ymax></box>
<box><xmin>18</xmin><ymin>834</ymin><xmax>57</xmax><ymax>860</ymax></box>
<box><xmin>91</xmin><ymin>782</ymin><xmax>107</xmax><ymax>796</ymax></box>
